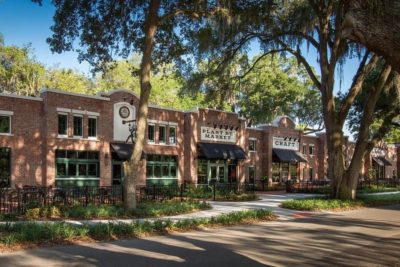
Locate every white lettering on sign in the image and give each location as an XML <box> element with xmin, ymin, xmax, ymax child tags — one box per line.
<box><xmin>200</xmin><ymin>126</ymin><xmax>237</xmax><ymax>143</ymax></box>
<box><xmin>273</xmin><ymin>136</ymin><xmax>299</xmax><ymax>150</ymax></box>
<box><xmin>371</xmin><ymin>148</ymin><xmax>385</xmax><ymax>157</ymax></box>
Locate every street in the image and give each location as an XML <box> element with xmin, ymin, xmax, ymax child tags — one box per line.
<box><xmin>0</xmin><ymin>204</ymin><xmax>399</xmax><ymax>267</ymax></box>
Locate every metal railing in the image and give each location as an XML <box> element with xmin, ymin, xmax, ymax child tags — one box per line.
<box><xmin>285</xmin><ymin>181</ymin><xmax>331</xmax><ymax>193</ymax></box>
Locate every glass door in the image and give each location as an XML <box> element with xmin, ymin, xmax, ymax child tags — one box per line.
<box><xmin>208</xmin><ymin>160</ymin><xmax>226</xmax><ymax>184</ymax></box>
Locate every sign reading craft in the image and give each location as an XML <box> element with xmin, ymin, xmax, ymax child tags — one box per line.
<box><xmin>201</xmin><ymin>127</ymin><xmax>237</xmax><ymax>143</ymax></box>
<box><xmin>273</xmin><ymin>136</ymin><xmax>299</xmax><ymax>150</ymax></box>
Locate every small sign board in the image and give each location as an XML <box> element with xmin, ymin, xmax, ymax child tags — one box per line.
<box><xmin>273</xmin><ymin>136</ymin><xmax>299</xmax><ymax>150</ymax></box>
<box><xmin>200</xmin><ymin>127</ymin><xmax>237</xmax><ymax>143</ymax></box>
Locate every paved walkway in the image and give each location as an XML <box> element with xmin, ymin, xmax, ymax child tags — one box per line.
<box><xmin>65</xmin><ymin>192</ymin><xmax>318</xmax><ymax>225</ymax></box>
<box><xmin>1</xmin><ymin>204</ymin><xmax>399</xmax><ymax>266</ymax></box>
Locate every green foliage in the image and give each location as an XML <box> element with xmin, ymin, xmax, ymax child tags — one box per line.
<box><xmin>185</xmin><ymin>185</ymin><xmax>258</xmax><ymax>201</ymax></box>
<box><xmin>357</xmin><ymin>186</ymin><xmax>400</xmax><ymax>194</ymax></box>
<box><xmin>133</xmin><ymin>200</ymin><xmax>211</xmax><ymax>218</ymax></box>
<box><xmin>42</xmin><ymin>67</ymin><xmax>95</xmax><ymax>94</ymax></box>
<box><xmin>281</xmin><ymin>193</ymin><xmax>400</xmax><ymax>211</ymax></box>
<box><xmin>0</xmin><ymin>209</ymin><xmax>275</xmax><ymax>248</ymax></box>
<box><xmin>0</xmin><ymin>44</ymin><xmax>45</xmax><ymax>96</ymax></box>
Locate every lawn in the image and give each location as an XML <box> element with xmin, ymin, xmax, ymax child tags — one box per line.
<box><xmin>281</xmin><ymin>193</ymin><xmax>400</xmax><ymax>211</ymax></box>
<box><xmin>0</xmin><ymin>209</ymin><xmax>275</xmax><ymax>250</ymax></box>
<box><xmin>14</xmin><ymin>200</ymin><xmax>212</xmax><ymax>221</ymax></box>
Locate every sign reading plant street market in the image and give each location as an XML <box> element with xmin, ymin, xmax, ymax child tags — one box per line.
<box><xmin>273</xmin><ymin>136</ymin><xmax>299</xmax><ymax>150</ymax></box>
<box><xmin>201</xmin><ymin>127</ymin><xmax>237</xmax><ymax>143</ymax></box>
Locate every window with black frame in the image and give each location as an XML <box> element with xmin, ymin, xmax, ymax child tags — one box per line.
<box><xmin>58</xmin><ymin>114</ymin><xmax>68</xmax><ymax>136</ymax></box>
<box><xmin>0</xmin><ymin>148</ymin><xmax>11</xmax><ymax>187</ymax></box>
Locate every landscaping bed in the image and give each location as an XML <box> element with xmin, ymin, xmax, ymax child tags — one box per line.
<box><xmin>1</xmin><ymin>200</ymin><xmax>212</xmax><ymax>221</ymax></box>
<box><xmin>0</xmin><ymin>209</ymin><xmax>276</xmax><ymax>251</ymax></box>
<box><xmin>281</xmin><ymin>193</ymin><xmax>400</xmax><ymax>211</ymax></box>
<box><xmin>186</xmin><ymin>186</ymin><xmax>259</xmax><ymax>201</ymax></box>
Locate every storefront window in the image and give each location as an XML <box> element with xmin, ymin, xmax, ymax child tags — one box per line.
<box><xmin>0</xmin><ymin>148</ymin><xmax>11</xmax><ymax>187</ymax></box>
<box><xmin>272</xmin><ymin>162</ymin><xmax>280</xmax><ymax>182</ymax></box>
<box><xmin>146</xmin><ymin>155</ymin><xmax>178</xmax><ymax>185</ymax></box>
<box><xmin>281</xmin><ymin>163</ymin><xmax>289</xmax><ymax>182</ymax></box>
<box><xmin>55</xmin><ymin>149</ymin><xmax>100</xmax><ymax>187</ymax></box>
<box><xmin>290</xmin><ymin>162</ymin><xmax>297</xmax><ymax>181</ymax></box>
<box><xmin>197</xmin><ymin>159</ymin><xmax>208</xmax><ymax>184</ymax></box>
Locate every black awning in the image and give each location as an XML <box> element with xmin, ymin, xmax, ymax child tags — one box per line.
<box><xmin>198</xmin><ymin>142</ymin><xmax>247</xmax><ymax>160</ymax></box>
<box><xmin>110</xmin><ymin>143</ymin><xmax>146</xmax><ymax>161</ymax></box>
<box><xmin>273</xmin><ymin>149</ymin><xmax>308</xmax><ymax>163</ymax></box>
<box><xmin>373</xmin><ymin>157</ymin><xmax>392</xmax><ymax>166</ymax></box>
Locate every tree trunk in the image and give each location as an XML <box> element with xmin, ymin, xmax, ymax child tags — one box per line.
<box><xmin>123</xmin><ymin>0</ymin><xmax>160</xmax><ymax>212</ymax></box>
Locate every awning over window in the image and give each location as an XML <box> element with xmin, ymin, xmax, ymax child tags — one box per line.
<box><xmin>198</xmin><ymin>142</ymin><xmax>247</xmax><ymax>160</ymax></box>
<box><xmin>110</xmin><ymin>143</ymin><xmax>146</xmax><ymax>161</ymax></box>
<box><xmin>273</xmin><ymin>149</ymin><xmax>308</xmax><ymax>163</ymax></box>
<box><xmin>372</xmin><ymin>157</ymin><xmax>392</xmax><ymax>166</ymax></box>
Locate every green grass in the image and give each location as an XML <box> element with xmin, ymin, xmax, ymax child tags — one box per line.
<box><xmin>281</xmin><ymin>192</ymin><xmax>400</xmax><ymax>211</ymax></box>
<box><xmin>18</xmin><ymin>200</ymin><xmax>211</xmax><ymax>221</ymax></box>
<box><xmin>357</xmin><ymin>186</ymin><xmax>400</xmax><ymax>194</ymax></box>
<box><xmin>0</xmin><ymin>209</ymin><xmax>275</xmax><ymax>249</ymax></box>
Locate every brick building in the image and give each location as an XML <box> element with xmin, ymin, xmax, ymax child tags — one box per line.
<box><xmin>0</xmin><ymin>89</ymin><xmax>398</xmax><ymax>187</ymax></box>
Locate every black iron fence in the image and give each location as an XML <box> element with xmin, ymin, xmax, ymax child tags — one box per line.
<box><xmin>357</xmin><ymin>178</ymin><xmax>399</xmax><ymax>189</ymax></box>
<box><xmin>0</xmin><ymin>183</ymin><xmax>256</xmax><ymax>215</ymax></box>
<box><xmin>285</xmin><ymin>180</ymin><xmax>331</xmax><ymax>194</ymax></box>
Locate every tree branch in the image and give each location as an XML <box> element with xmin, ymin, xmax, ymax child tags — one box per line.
<box><xmin>337</xmin><ymin>52</ymin><xmax>378</xmax><ymax>125</ymax></box>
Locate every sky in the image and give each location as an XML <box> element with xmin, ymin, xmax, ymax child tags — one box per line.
<box><xmin>0</xmin><ymin>0</ymin><xmax>362</xmax><ymax>136</ymax></box>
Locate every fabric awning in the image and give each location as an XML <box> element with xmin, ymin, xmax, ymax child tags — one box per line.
<box><xmin>373</xmin><ymin>157</ymin><xmax>392</xmax><ymax>166</ymax></box>
<box><xmin>110</xmin><ymin>143</ymin><xmax>146</xmax><ymax>161</ymax></box>
<box><xmin>273</xmin><ymin>149</ymin><xmax>308</xmax><ymax>163</ymax></box>
<box><xmin>198</xmin><ymin>142</ymin><xmax>247</xmax><ymax>160</ymax></box>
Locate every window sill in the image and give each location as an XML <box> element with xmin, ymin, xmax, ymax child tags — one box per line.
<box><xmin>0</xmin><ymin>133</ymin><xmax>13</xmax><ymax>136</ymax></box>
<box><xmin>55</xmin><ymin>177</ymin><xmax>100</xmax><ymax>180</ymax></box>
<box><xmin>57</xmin><ymin>136</ymin><xmax>100</xmax><ymax>142</ymax></box>
<box><xmin>147</xmin><ymin>143</ymin><xmax>177</xmax><ymax>147</ymax></box>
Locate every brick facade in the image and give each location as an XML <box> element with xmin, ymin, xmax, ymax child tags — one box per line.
<box><xmin>0</xmin><ymin>89</ymin><xmax>398</xmax><ymax>187</ymax></box>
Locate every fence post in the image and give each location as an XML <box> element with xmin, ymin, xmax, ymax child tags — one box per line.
<box><xmin>213</xmin><ymin>183</ymin><xmax>216</xmax><ymax>201</ymax></box>
<box><xmin>84</xmin><ymin>186</ymin><xmax>89</xmax><ymax>207</ymax></box>
<box><xmin>17</xmin><ymin>189</ymin><xmax>21</xmax><ymax>213</ymax></box>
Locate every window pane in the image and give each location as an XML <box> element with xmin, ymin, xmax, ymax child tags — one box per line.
<box><xmin>154</xmin><ymin>165</ymin><xmax>161</xmax><ymax>178</ymax></box>
<box><xmin>249</xmin><ymin>140</ymin><xmax>256</xmax><ymax>151</ymax></box>
<box><xmin>67</xmin><ymin>151</ymin><xmax>77</xmax><ymax>158</ymax></box>
<box><xmin>0</xmin><ymin>116</ymin><xmax>10</xmax><ymax>134</ymax></box>
<box><xmin>146</xmin><ymin>164</ymin><xmax>154</xmax><ymax>178</ymax></box>
<box><xmin>58</xmin><ymin>114</ymin><xmax>67</xmax><ymax>135</ymax></box>
<box><xmin>68</xmin><ymin>163</ymin><xmax>77</xmax><ymax>176</ymax></box>
<box><xmin>87</xmin><ymin>151</ymin><xmax>99</xmax><ymax>160</ymax></box>
<box><xmin>88</xmin><ymin>118</ymin><xmax>97</xmax><ymax>137</ymax></box>
<box><xmin>73</xmin><ymin>116</ymin><xmax>83</xmax><ymax>136</ymax></box>
<box><xmin>169</xmin><ymin>127</ymin><xmax>176</xmax><ymax>144</ymax></box>
<box><xmin>148</xmin><ymin>125</ymin><xmax>155</xmax><ymax>142</ymax></box>
<box><xmin>78</xmin><ymin>151</ymin><xmax>87</xmax><ymax>159</ymax></box>
<box><xmin>88</xmin><ymin>163</ymin><xmax>98</xmax><ymax>177</ymax></box>
<box><xmin>78</xmin><ymin>164</ymin><xmax>87</xmax><ymax>176</ymax></box>
<box><xmin>0</xmin><ymin>148</ymin><xmax>11</xmax><ymax>185</ymax></box>
<box><xmin>56</xmin><ymin>163</ymin><xmax>67</xmax><ymax>177</ymax></box>
<box><xmin>55</xmin><ymin>150</ymin><xmax>66</xmax><ymax>158</ymax></box>
<box><xmin>159</xmin><ymin>125</ymin><xmax>166</xmax><ymax>143</ymax></box>
<box><xmin>162</xmin><ymin>165</ymin><xmax>169</xmax><ymax>177</ymax></box>
<box><xmin>170</xmin><ymin>165</ymin><xmax>177</xmax><ymax>178</ymax></box>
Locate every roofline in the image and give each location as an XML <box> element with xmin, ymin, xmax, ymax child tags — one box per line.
<box><xmin>98</xmin><ymin>88</ymin><xmax>139</xmax><ymax>99</ymax></box>
<box><xmin>0</xmin><ymin>92</ymin><xmax>43</xmax><ymax>102</ymax></box>
<box><xmin>40</xmin><ymin>89</ymin><xmax>110</xmax><ymax>101</ymax></box>
<box><xmin>149</xmin><ymin>104</ymin><xmax>184</xmax><ymax>113</ymax></box>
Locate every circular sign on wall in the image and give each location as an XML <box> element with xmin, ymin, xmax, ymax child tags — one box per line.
<box><xmin>119</xmin><ymin>106</ymin><xmax>130</xmax><ymax>119</ymax></box>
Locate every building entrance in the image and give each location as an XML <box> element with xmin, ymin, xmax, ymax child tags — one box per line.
<box><xmin>197</xmin><ymin>159</ymin><xmax>237</xmax><ymax>184</ymax></box>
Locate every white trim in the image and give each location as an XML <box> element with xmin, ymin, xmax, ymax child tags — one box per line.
<box><xmin>249</xmin><ymin>137</ymin><xmax>257</xmax><ymax>140</ymax></box>
<box><xmin>168</xmin><ymin>122</ymin><xmax>178</xmax><ymax>126</ymax></box>
<box><xmin>56</xmin><ymin>107</ymin><xmax>71</xmax><ymax>113</ymax></box>
<box><xmin>0</xmin><ymin>114</ymin><xmax>12</xmax><ymax>135</ymax></box>
<box><xmin>147</xmin><ymin>119</ymin><xmax>178</xmax><ymax>126</ymax></box>
<box><xmin>0</xmin><ymin>133</ymin><xmax>13</xmax><ymax>136</ymax></box>
<box><xmin>0</xmin><ymin>92</ymin><xmax>43</xmax><ymax>101</ymax></box>
<box><xmin>87</xmin><ymin>111</ymin><xmax>100</xmax><ymax>117</ymax></box>
<box><xmin>55</xmin><ymin>178</ymin><xmax>100</xmax><ymax>180</ymax></box>
<box><xmin>56</xmin><ymin>136</ymin><xmax>100</xmax><ymax>142</ymax></box>
<box><xmin>72</xmin><ymin>109</ymin><xmax>86</xmax><ymax>115</ymax></box>
<box><xmin>0</xmin><ymin>110</ymin><xmax>14</xmax><ymax>116</ymax></box>
<box><xmin>41</xmin><ymin>89</ymin><xmax>110</xmax><ymax>101</ymax></box>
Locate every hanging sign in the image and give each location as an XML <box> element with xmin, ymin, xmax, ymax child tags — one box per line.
<box><xmin>273</xmin><ymin>136</ymin><xmax>299</xmax><ymax>150</ymax></box>
<box><xmin>371</xmin><ymin>148</ymin><xmax>385</xmax><ymax>157</ymax></box>
<box><xmin>201</xmin><ymin>127</ymin><xmax>237</xmax><ymax>143</ymax></box>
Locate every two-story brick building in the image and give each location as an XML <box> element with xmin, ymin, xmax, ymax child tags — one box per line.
<box><xmin>0</xmin><ymin>89</ymin><xmax>398</xmax><ymax>188</ymax></box>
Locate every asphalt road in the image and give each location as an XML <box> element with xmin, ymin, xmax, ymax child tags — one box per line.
<box><xmin>0</xmin><ymin>205</ymin><xmax>399</xmax><ymax>267</ymax></box>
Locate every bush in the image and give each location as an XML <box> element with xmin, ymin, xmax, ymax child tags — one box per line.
<box><xmin>0</xmin><ymin>209</ymin><xmax>275</xmax><ymax>249</ymax></box>
<box><xmin>133</xmin><ymin>200</ymin><xmax>211</xmax><ymax>218</ymax></box>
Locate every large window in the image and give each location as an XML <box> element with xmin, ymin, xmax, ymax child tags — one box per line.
<box><xmin>197</xmin><ymin>159</ymin><xmax>208</xmax><ymax>184</ymax></box>
<box><xmin>302</xmin><ymin>144</ymin><xmax>307</xmax><ymax>155</ymax></box>
<box><xmin>248</xmin><ymin>166</ymin><xmax>256</xmax><ymax>184</ymax></box>
<box><xmin>309</xmin><ymin>144</ymin><xmax>315</xmax><ymax>155</ymax></box>
<box><xmin>88</xmin><ymin>117</ymin><xmax>97</xmax><ymax>138</ymax></box>
<box><xmin>0</xmin><ymin>116</ymin><xmax>11</xmax><ymax>134</ymax></box>
<box><xmin>146</xmin><ymin>155</ymin><xmax>178</xmax><ymax>185</ymax></box>
<box><xmin>58</xmin><ymin>114</ymin><xmax>68</xmax><ymax>136</ymax></box>
<box><xmin>148</xmin><ymin>124</ymin><xmax>155</xmax><ymax>143</ymax></box>
<box><xmin>73</xmin><ymin>115</ymin><xmax>83</xmax><ymax>137</ymax></box>
<box><xmin>0</xmin><ymin>148</ymin><xmax>11</xmax><ymax>187</ymax></box>
<box><xmin>249</xmin><ymin>139</ymin><xmax>256</xmax><ymax>152</ymax></box>
<box><xmin>169</xmin><ymin>126</ymin><xmax>176</xmax><ymax>145</ymax></box>
<box><xmin>158</xmin><ymin>125</ymin><xmax>166</xmax><ymax>144</ymax></box>
<box><xmin>55</xmin><ymin>150</ymin><xmax>100</xmax><ymax>187</ymax></box>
